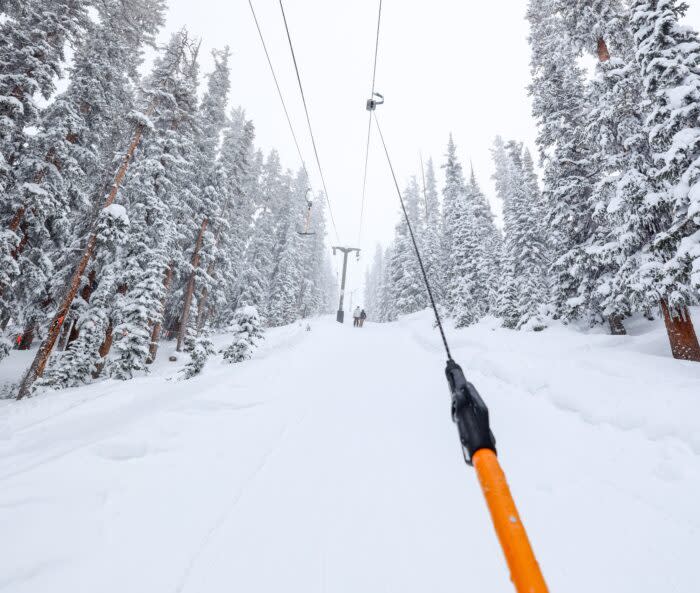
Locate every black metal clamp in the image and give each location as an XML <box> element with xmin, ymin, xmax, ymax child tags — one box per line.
<box><xmin>445</xmin><ymin>360</ymin><xmax>496</xmax><ymax>465</ymax></box>
<box><xmin>366</xmin><ymin>92</ymin><xmax>384</xmax><ymax>111</ymax></box>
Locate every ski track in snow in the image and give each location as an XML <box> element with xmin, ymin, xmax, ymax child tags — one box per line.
<box><xmin>174</xmin><ymin>409</ymin><xmax>311</xmax><ymax>593</ymax></box>
<box><xmin>0</xmin><ymin>313</ymin><xmax>698</xmax><ymax>593</ymax></box>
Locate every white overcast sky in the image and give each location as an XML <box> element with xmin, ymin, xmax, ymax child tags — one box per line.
<box><xmin>156</xmin><ymin>0</ymin><xmax>700</xmax><ymax>302</ymax></box>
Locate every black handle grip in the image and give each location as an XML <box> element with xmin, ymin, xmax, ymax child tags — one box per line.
<box><xmin>445</xmin><ymin>360</ymin><xmax>496</xmax><ymax>465</ymax></box>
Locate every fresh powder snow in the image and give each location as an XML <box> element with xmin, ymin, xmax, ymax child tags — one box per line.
<box><xmin>1</xmin><ymin>312</ymin><xmax>698</xmax><ymax>593</ymax></box>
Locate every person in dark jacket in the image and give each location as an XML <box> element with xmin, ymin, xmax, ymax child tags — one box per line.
<box><xmin>359</xmin><ymin>309</ymin><xmax>367</xmax><ymax>327</ymax></box>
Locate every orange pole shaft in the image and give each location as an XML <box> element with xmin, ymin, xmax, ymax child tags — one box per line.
<box><xmin>472</xmin><ymin>449</ymin><xmax>549</xmax><ymax>593</ymax></box>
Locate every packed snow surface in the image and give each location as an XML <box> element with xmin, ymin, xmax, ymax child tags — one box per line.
<box><xmin>1</xmin><ymin>311</ymin><xmax>699</xmax><ymax>593</ymax></box>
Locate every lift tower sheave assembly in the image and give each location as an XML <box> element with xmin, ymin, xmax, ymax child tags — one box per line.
<box><xmin>332</xmin><ymin>246</ymin><xmax>361</xmax><ymax>323</ymax></box>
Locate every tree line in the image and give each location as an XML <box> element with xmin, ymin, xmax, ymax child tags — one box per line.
<box><xmin>366</xmin><ymin>0</ymin><xmax>700</xmax><ymax>362</ymax></box>
<box><xmin>0</xmin><ymin>0</ymin><xmax>336</xmax><ymax>395</ymax></box>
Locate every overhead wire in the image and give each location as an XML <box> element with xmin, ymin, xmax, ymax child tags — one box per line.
<box><xmin>247</xmin><ymin>0</ymin><xmax>309</xmax><ymax>179</ymax></box>
<box><xmin>357</xmin><ymin>0</ymin><xmax>383</xmax><ymax>247</ymax></box>
<box><xmin>278</xmin><ymin>0</ymin><xmax>340</xmax><ymax>244</ymax></box>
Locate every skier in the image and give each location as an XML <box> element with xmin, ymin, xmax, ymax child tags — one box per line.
<box><xmin>360</xmin><ymin>309</ymin><xmax>367</xmax><ymax>327</ymax></box>
<box><xmin>353</xmin><ymin>306</ymin><xmax>361</xmax><ymax>327</ymax></box>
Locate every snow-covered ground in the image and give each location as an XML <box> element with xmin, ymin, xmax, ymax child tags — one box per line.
<box><xmin>1</xmin><ymin>312</ymin><xmax>698</xmax><ymax>593</ymax></box>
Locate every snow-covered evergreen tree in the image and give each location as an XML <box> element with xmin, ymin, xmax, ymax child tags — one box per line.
<box><xmin>442</xmin><ymin>137</ymin><xmax>497</xmax><ymax>327</ymax></box>
<box><xmin>39</xmin><ymin>205</ymin><xmax>130</xmax><ymax>388</ymax></box>
<box><xmin>236</xmin><ymin>150</ymin><xmax>283</xmax><ymax>316</ymax></box>
<box><xmin>180</xmin><ymin>328</ymin><xmax>214</xmax><ymax>380</ymax></box>
<box><xmin>527</xmin><ymin>0</ymin><xmax>602</xmax><ymax>324</ymax></box>
<box><xmin>222</xmin><ymin>305</ymin><xmax>264</xmax><ymax>363</ymax></box>
<box><xmin>419</xmin><ymin>157</ymin><xmax>445</xmax><ymax>306</ymax></box>
<box><xmin>623</xmin><ymin>0</ymin><xmax>700</xmax><ymax>358</ymax></box>
<box><xmin>386</xmin><ymin>177</ymin><xmax>428</xmax><ymax>316</ymax></box>
<box><xmin>267</xmin><ymin>170</ymin><xmax>306</xmax><ymax>326</ymax></box>
<box><xmin>108</xmin><ymin>31</ymin><xmax>199</xmax><ymax>378</ymax></box>
<box><xmin>364</xmin><ymin>244</ymin><xmax>384</xmax><ymax>319</ymax></box>
<box><xmin>0</xmin><ymin>0</ymin><xmax>91</xmax><ymax>331</ymax></box>
<box><xmin>207</xmin><ymin>108</ymin><xmax>256</xmax><ymax>328</ymax></box>
<box><xmin>492</xmin><ymin>138</ymin><xmax>548</xmax><ymax>329</ymax></box>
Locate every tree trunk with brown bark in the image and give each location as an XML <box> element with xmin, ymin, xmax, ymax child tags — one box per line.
<box><xmin>63</xmin><ymin>270</ymin><xmax>97</xmax><ymax>350</ymax></box>
<box><xmin>176</xmin><ymin>219</ymin><xmax>208</xmax><ymax>352</ymax></box>
<box><xmin>58</xmin><ymin>318</ymin><xmax>75</xmax><ymax>351</ymax></box>
<box><xmin>195</xmin><ymin>261</ymin><xmax>216</xmax><ymax>332</ymax></box>
<box><xmin>15</xmin><ymin>106</ymin><xmax>153</xmax><ymax>400</ymax></box>
<box><xmin>660</xmin><ymin>300</ymin><xmax>700</xmax><ymax>362</ymax></box>
<box><xmin>608</xmin><ymin>315</ymin><xmax>627</xmax><ymax>336</ymax></box>
<box><xmin>92</xmin><ymin>320</ymin><xmax>114</xmax><ymax>378</ymax></box>
<box><xmin>91</xmin><ymin>283</ymin><xmax>128</xmax><ymax>376</ymax></box>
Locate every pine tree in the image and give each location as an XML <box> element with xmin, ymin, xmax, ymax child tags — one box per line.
<box><xmin>298</xmin><ymin>193</ymin><xmax>331</xmax><ymax>318</ymax></box>
<box><xmin>492</xmin><ymin>138</ymin><xmax>548</xmax><ymax>329</ymax></box>
<box><xmin>387</xmin><ymin>177</ymin><xmax>428</xmax><ymax>316</ymax></box>
<box><xmin>176</xmin><ymin>46</ymin><xmax>230</xmax><ymax>350</ymax></box>
<box><xmin>0</xmin><ymin>0</ymin><xmax>91</xmax><ymax>332</ymax></box>
<box><xmin>442</xmin><ymin>137</ymin><xmax>497</xmax><ymax>326</ymax></box>
<box><xmin>180</xmin><ymin>328</ymin><xmax>214</xmax><ymax>380</ymax></box>
<box><xmin>15</xmin><ymin>0</ymin><xmax>164</xmax><ymax>335</ymax></box>
<box><xmin>419</xmin><ymin>157</ymin><xmax>445</xmax><ymax>305</ymax></box>
<box><xmin>626</xmin><ymin>0</ymin><xmax>700</xmax><ymax>360</ymax></box>
<box><xmin>236</xmin><ymin>150</ymin><xmax>283</xmax><ymax>317</ymax></box>
<box><xmin>205</xmin><ymin>108</ymin><xmax>256</xmax><ymax>329</ymax></box>
<box><xmin>364</xmin><ymin>244</ymin><xmax>384</xmax><ymax>319</ymax></box>
<box><xmin>527</xmin><ymin>0</ymin><xmax>601</xmax><ymax>324</ymax></box>
<box><xmin>377</xmin><ymin>245</ymin><xmax>397</xmax><ymax>322</ymax></box>
<box><xmin>267</xmin><ymin>170</ymin><xmax>307</xmax><ymax>326</ymax></box>
<box><xmin>222</xmin><ymin>305</ymin><xmax>264</xmax><ymax>363</ymax></box>
<box><xmin>38</xmin><ymin>205</ymin><xmax>130</xmax><ymax>389</ymax></box>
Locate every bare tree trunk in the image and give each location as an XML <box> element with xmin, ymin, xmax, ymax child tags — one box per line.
<box><xmin>597</xmin><ymin>37</ymin><xmax>610</xmax><ymax>62</ymax></box>
<box><xmin>195</xmin><ymin>261</ymin><xmax>216</xmax><ymax>332</ymax></box>
<box><xmin>660</xmin><ymin>300</ymin><xmax>700</xmax><ymax>362</ymax></box>
<box><xmin>176</xmin><ymin>219</ymin><xmax>208</xmax><ymax>352</ymax></box>
<box><xmin>15</xmin><ymin>109</ymin><xmax>152</xmax><ymax>400</ymax></box>
<box><xmin>8</xmin><ymin>206</ymin><xmax>25</xmax><ymax>233</ymax></box>
<box><xmin>147</xmin><ymin>264</ymin><xmax>174</xmax><ymax>364</ymax></box>
<box><xmin>608</xmin><ymin>315</ymin><xmax>626</xmax><ymax>336</ymax></box>
<box><xmin>90</xmin><ymin>283</ymin><xmax>127</xmax><ymax>376</ymax></box>
<box><xmin>57</xmin><ymin>318</ymin><xmax>74</xmax><ymax>351</ymax></box>
<box><xmin>191</xmin><ymin>191</ymin><xmax>235</xmax><ymax>334</ymax></box>
<box><xmin>63</xmin><ymin>270</ymin><xmax>97</xmax><ymax>350</ymax></box>
<box><xmin>92</xmin><ymin>319</ymin><xmax>114</xmax><ymax>378</ymax></box>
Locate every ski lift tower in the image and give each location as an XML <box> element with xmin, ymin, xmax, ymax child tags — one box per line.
<box><xmin>332</xmin><ymin>246</ymin><xmax>361</xmax><ymax>323</ymax></box>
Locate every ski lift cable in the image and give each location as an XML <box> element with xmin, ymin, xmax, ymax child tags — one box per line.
<box><xmin>371</xmin><ymin>106</ymin><xmax>549</xmax><ymax>593</ymax></box>
<box><xmin>247</xmin><ymin>0</ymin><xmax>310</xmax><ymax>181</ymax></box>
<box><xmin>365</xmin><ymin>6</ymin><xmax>547</xmax><ymax>586</ymax></box>
<box><xmin>278</xmin><ymin>0</ymin><xmax>340</xmax><ymax>244</ymax></box>
<box><xmin>357</xmin><ymin>0</ymin><xmax>383</xmax><ymax>248</ymax></box>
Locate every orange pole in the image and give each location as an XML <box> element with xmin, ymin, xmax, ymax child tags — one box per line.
<box><xmin>473</xmin><ymin>449</ymin><xmax>549</xmax><ymax>593</ymax></box>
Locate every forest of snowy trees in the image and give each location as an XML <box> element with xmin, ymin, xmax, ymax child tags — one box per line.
<box><xmin>366</xmin><ymin>0</ymin><xmax>700</xmax><ymax>363</ymax></box>
<box><xmin>2</xmin><ymin>0</ymin><xmax>700</xmax><ymax>398</ymax></box>
<box><xmin>0</xmin><ymin>0</ymin><xmax>336</xmax><ymax>394</ymax></box>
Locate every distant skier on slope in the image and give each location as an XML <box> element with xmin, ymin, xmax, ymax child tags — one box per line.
<box><xmin>353</xmin><ymin>306</ymin><xmax>361</xmax><ymax>327</ymax></box>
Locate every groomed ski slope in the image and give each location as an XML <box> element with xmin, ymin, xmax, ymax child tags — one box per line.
<box><xmin>1</xmin><ymin>312</ymin><xmax>699</xmax><ymax>593</ymax></box>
